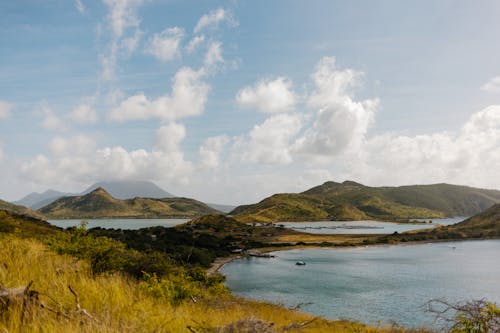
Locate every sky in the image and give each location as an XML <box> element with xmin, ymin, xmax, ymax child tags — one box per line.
<box><xmin>1</xmin><ymin>0</ymin><xmax>500</xmax><ymax>205</ymax></box>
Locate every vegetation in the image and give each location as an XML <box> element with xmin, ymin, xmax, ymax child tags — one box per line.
<box><xmin>38</xmin><ymin>187</ymin><xmax>219</xmax><ymax>219</ymax></box>
<box><xmin>376</xmin><ymin>204</ymin><xmax>500</xmax><ymax>244</ymax></box>
<box><xmin>0</xmin><ymin>199</ymin><xmax>44</xmax><ymax>219</ymax></box>
<box><xmin>88</xmin><ymin>214</ymin><xmax>300</xmax><ymax>267</ymax></box>
<box><xmin>231</xmin><ymin>181</ymin><xmax>500</xmax><ymax>223</ymax></box>
<box><xmin>1</xmin><ymin>204</ymin><xmax>433</xmax><ymax>332</ymax></box>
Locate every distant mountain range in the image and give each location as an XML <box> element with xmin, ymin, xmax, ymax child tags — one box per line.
<box><xmin>231</xmin><ymin>181</ymin><xmax>500</xmax><ymax>222</ymax></box>
<box><xmin>15</xmin><ymin>180</ymin><xmax>235</xmax><ymax>213</ymax></box>
<box><xmin>39</xmin><ymin>187</ymin><xmax>219</xmax><ymax>219</ymax></box>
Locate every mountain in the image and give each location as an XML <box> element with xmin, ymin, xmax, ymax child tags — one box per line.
<box><xmin>231</xmin><ymin>181</ymin><xmax>500</xmax><ymax>222</ymax></box>
<box><xmin>15</xmin><ymin>189</ymin><xmax>72</xmax><ymax>209</ymax></box>
<box><xmin>16</xmin><ymin>180</ymin><xmax>174</xmax><ymax>209</ymax></box>
<box><xmin>38</xmin><ymin>187</ymin><xmax>219</xmax><ymax>219</ymax></box>
<box><xmin>82</xmin><ymin>180</ymin><xmax>174</xmax><ymax>199</ymax></box>
<box><xmin>0</xmin><ymin>198</ymin><xmax>45</xmax><ymax>219</ymax></box>
<box><xmin>205</xmin><ymin>203</ymin><xmax>236</xmax><ymax>213</ymax></box>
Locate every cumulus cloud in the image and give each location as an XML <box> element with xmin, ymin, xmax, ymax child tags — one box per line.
<box><xmin>186</xmin><ymin>35</ymin><xmax>205</xmax><ymax>53</ymax></box>
<box><xmin>234</xmin><ymin>113</ymin><xmax>303</xmax><ymax>165</ymax></box>
<box><xmin>101</xmin><ymin>0</ymin><xmax>145</xmax><ymax>80</ymax></box>
<box><xmin>481</xmin><ymin>76</ymin><xmax>500</xmax><ymax>93</ymax></box>
<box><xmin>293</xmin><ymin>57</ymin><xmax>378</xmax><ymax>156</ymax></box>
<box><xmin>0</xmin><ymin>101</ymin><xmax>12</xmax><ymax>120</ymax></box>
<box><xmin>40</xmin><ymin>103</ymin><xmax>68</xmax><ymax>132</ymax></box>
<box><xmin>21</xmin><ymin>124</ymin><xmax>193</xmax><ymax>186</ymax></box>
<box><xmin>204</xmin><ymin>41</ymin><xmax>224</xmax><ymax>68</ymax></box>
<box><xmin>236</xmin><ymin>77</ymin><xmax>297</xmax><ymax>113</ymax></box>
<box><xmin>145</xmin><ymin>27</ymin><xmax>184</xmax><ymax>62</ymax></box>
<box><xmin>350</xmin><ymin>105</ymin><xmax>500</xmax><ymax>188</ymax></box>
<box><xmin>69</xmin><ymin>102</ymin><xmax>97</xmax><ymax>124</ymax></box>
<box><xmin>199</xmin><ymin>135</ymin><xmax>229</xmax><ymax>169</ymax></box>
<box><xmin>49</xmin><ymin>135</ymin><xmax>96</xmax><ymax>157</ymax></box>
<box><xmin>110</xmin><ymin>66</ymin><xmax>210</xmax><ymax>121</ymax></box>
<box><xmin>194</xmin><ymin>8</ymin><xmax>237</xmax><ymax>33</ymax></box>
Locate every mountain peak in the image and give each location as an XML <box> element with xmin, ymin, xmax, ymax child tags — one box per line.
<box><xmin>342</xmin><ymin>180</ymin><xmax>364</xmax><ymax>186</ymax></box>
<box><xmin>83</xmin><ymin>180</ymin><xmax>173</xmax><ymax>199</ymax></box>
<box><xmin>89</xmin><ymin>187</ymin><xmax>112</xmax><ymax>196</ymax></box>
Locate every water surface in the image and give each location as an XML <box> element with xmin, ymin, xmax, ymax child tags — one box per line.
<box><xmin>49</xmin><ymin>218</ymin><xmax>189</xmax><ymax>230</ymax></box>
<box><xmin>222</xmin><ymin>240</ymin><xmax>500</xmax><ymax>328</ymax></box>
<box><xmin>278</xmin><ymin>217</ymin><xmax>465</xmax><ymax>234</ymax></box>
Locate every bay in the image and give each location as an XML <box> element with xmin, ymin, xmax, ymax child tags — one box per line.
<box><xmin>277</xmin><ymin>217</ymin><xmax>465</xmax><ymax>234</ymax></box>
<box><xmin>222</xmin><ymin>240</ymin><xmax>500</xmax><ymax>328</ymax></box>
<box><xmin>48</xmin><ymin>218</ymin><xmax>189</xmax><ymax>230</ymax></box>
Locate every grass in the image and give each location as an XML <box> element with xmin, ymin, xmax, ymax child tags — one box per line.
<box><xmin>0</xmin><ymin>235</ymin><xmax>432</xmax><ymax>333</ymax></box>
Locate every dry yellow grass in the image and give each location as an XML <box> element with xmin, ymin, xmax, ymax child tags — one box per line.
<box><xmin>0</xmin><ymin>235</ymin><xmax>430</xmax><ymax>333</ymax></box>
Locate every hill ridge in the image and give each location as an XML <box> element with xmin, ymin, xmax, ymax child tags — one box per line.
<box><xmin>231</xmin><ymin>181</ymin><xmax>500</xmax><ymax>222</ymax></box>
<box><xmin>38</xmin><ymin>189</ymin><xmax>219</xmax><ymax>219</ymax></box>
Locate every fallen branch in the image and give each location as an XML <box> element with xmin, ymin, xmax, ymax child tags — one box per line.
<box><xmin>68</xmin><ymin>285</ymin><xmax>95</xmax><ymax>321</ymax></box>
<box><xmin>280</xmin><ymin>317</ymin><xmax>318</xmax><ymax>331</ymax></box>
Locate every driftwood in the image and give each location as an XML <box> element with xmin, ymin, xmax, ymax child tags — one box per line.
<box><xmin>0</xmin><ymin>281</ymin><xmax>95</xmax><ymax>323</ymax></box>
<box><xmin>0</xmin><ymin>281</ymin><xmax>39</xmax><ymax>309</ymax></box>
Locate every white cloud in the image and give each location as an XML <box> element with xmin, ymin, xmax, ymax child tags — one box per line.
<box><xmin>0</xmin><ymin>101</ymin><xmax>12</xmax><ymax>120</ymax></box>
<box><xmin>145</xmin><ymin>27</ymin><xmax>184</xmax><ymax>62</ymax></box>
<box><xmin>155</xmin><ymin>122</ymin><xmax>186</xmax><ymax>153</ymax></box>
<box><xmin>481</xmin><ymin>76</ymin><xmax>500</xmax><ymax>93</ymax></box>
<box><xmin>350</xmin><ymin>105</ymin><xmax>500</xmax><ymax>188</ymax></box>
<box><xmin>236</xmin><ymin>77</ymin><xmax>297</xmax><ymax>114</ymax></box>
<box><xmin>199</xmin><ymin>135</ymin><xmax>229</xmax><ymax>169</ymax></box>
<box><xmin>234</xmin><ymin>113</ymin><xmax>303</xmax><ymax>165</ymax></box>
<box><xmin>21</xmin><ymin>124</ymin><xmax>193</xmax><ymax>187</ymax></box>
<box><xmin>75</xmin><ymin>0</ymin><xmax>85</xmax><ymax>14</ymax></box>
<box><xmin>103</xmin><ymin>0</ymin><xmax>143</xmax><ymax>38</ymax></box>
<box><xmin>40</xmin><ymin>103</ymin><xmax>68</xmax><ymax>132</ymax></box>
<box><xmin>101</xmin><ymin>0</ymin><xmax>145</xmax><ymax>80</ymax></box>
<box><xmin>69</xmin><ymin>102</ymin><xmax>97</xmax><ymax>124</ymax></box>
<box><xmin>204</xmin><ymin>41</ymin><xmax>224</xmax><ymax>67</ymax></box>
<box><xmin>293</xmin><ymin>57</ymin><xmax>378</xmax><ymax>156</ymax></box>
<box><xmin>49</xmin><ymin>135</ymin><xmax>96</xmax><ymax>157</ymax></box>
<box><xmin>194</xmin><ymin>8</ymin><xmax>237</xmax><ymax>33</ymax></box>
<box><xmin>110</xmin><ymin>66</ymin><xmax>210</xmax><ymax>121</ymax></box>
<box><xmin>186</xmin><ymin>35</ymin><xmax>205</xmax><ymax>53</ymax></box>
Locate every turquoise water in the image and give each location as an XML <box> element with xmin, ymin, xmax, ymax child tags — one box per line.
<box><xmin>222</xmin><ymin>240</ymin><xmax>500</xmax><ymax>328</ymax></box>
<box><xmin>278</xmin><ymin>217</ymin><xmax>465</xmax><ymax>234</ymax></box>
<box><xmin>49</xmin><ymin>218</ymin><xmax>189</xmax><ymax>230</ymax></box>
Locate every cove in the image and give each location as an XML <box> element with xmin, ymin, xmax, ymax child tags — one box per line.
<box><xmin>221</xmin><ymin>240</ymin><xmax>500</xmax><ymax>328</ymax></box>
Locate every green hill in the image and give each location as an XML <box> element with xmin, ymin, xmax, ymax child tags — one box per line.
<box><xmin>38</xmin><ymin>187</ymin><xmax>220</xmax><ymax>219</ymax></box>
<box><xmin>231</xmin><ymin>181</ymin><xmax>500</xmax><ymax>222</ymax></box>
<box><xmin>0</xmin><ymin>209</ymin><xmax>60</xmax><ymax>236</ymax></box>
<box><xmin>0</xmin><ymin>199</ymin><xmax>45</xmax><ymax>219</ymax></box>
<box><xmin>383</xmin><ymin>203</ymin><xmax>500</xmax><ymax>243</ymax></box>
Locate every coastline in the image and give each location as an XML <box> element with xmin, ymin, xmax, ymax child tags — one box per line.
<box><xmin>210</xmin><ymin>236</ymin><xmax>500</xmax><ymax>275</ymax></box>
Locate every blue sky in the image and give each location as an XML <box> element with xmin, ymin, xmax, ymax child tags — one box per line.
<box><xmin>1</xmin><ymin>0</ymin><xmax>500</xmax><ymax>204</ymax></box>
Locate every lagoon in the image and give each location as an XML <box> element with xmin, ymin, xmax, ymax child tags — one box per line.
<box><xmin>221</xmin><ymin>240</ymin><xmax>500</xmax><ymax>328</ymax></box>
<box><xmin>278</xmin><ymin>217</ymin><xmax>465</xmax><ymax>234</ymax></box>
<box><xmin>49</xmin><ymin>218</ymin><xmax>189</xmax><ymax>230</ymax></box>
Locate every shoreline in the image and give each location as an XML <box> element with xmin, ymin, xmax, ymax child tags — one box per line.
<box><xmin>209</xmin><ymin>236</ymin><xmax>499</xmax><ymax>275</ymax></box>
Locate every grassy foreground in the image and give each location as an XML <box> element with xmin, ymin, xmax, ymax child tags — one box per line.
<box><xmin>0</xmin><ymin>235</ymin><xmax>432</xmax><ymax>333</ymax></box>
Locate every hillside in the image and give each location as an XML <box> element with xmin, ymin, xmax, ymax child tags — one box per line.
<box><xmin>0</xmin><ymin>211</ymin><xmax>417</xmax><ymax>333</ymax></box>
<box><xmin>38</xmin><ymin>187</ymin><xmax>219</xmax><ymax>219</ymax></box>
<box><xmin>231</xmin><ymin>181</ymin><xmax>500</xmax><ymax>222</ymax></box>
<box><xmin>387</xmin><ymin>203</ymin><xmax>500</xmax><ymax>243</ymax></box>
<box><xmin>0</xmin><ymin>199</ymin><xmax>45</xmax><ymax>219</ymax></box>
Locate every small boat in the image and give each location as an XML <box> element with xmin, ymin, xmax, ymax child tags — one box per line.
<box><xmin>295</xmin><ymin>261</ymin><xmax>306</xmax><ymax>266</ymax></box>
